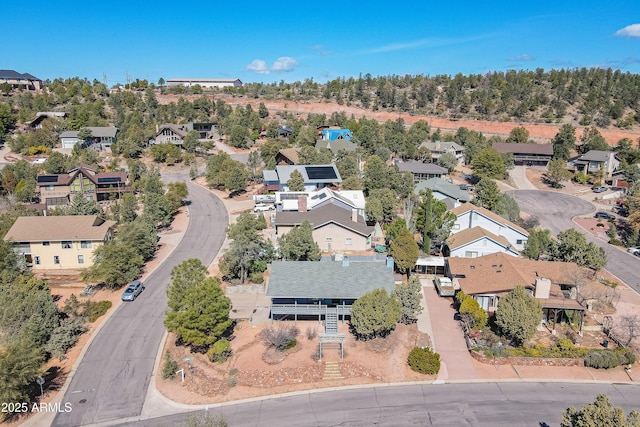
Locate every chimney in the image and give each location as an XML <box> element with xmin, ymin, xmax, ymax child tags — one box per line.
<box><xmin>297</xmin><ymin>196</ymin><xmax>308</xmax><ymax>212</ymax></box>
<box><xmin>351</xmin><ymin>209</ymin><xmax>358</xmax><ymax>222</ymax></box>
<box><xmin>342</xmin><ymin>256</ymin><xmax>349</xmax><ymax>267</ymax></box>
<box><xmin>534</xmin><ymin>277</ymin><xmax>551</xmax><ymax>299</ymax></box>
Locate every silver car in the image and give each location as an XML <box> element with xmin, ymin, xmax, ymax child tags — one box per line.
<box><xmin>121</xmin><ymin>280</ymin><xmax>144</xmax><ymax>301</ymax></box>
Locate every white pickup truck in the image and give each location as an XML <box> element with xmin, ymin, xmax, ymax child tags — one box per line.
<box><xmin>434</xmin><ymin>276</ymin><xmax>456</xmax><ymax>297</ymax></box>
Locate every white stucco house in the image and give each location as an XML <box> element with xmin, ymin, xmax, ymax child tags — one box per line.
<box><xmin>443</xmin><ymin>226</ymin><xmax>519</xmax><ymax>258</ymax></box>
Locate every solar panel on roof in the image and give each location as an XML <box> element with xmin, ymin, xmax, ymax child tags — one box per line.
<box><xmin>97</xmin><ymin>177</ymin><xmax>121</xmax><ymax>183</ymax></box>
<box><xmin>37</xmin><ymin>176</ymin><xmax>58</xmax><ymax>183</ymax></box>
<box><xmin>305</xmin><ymin>166</ymin><xmax>337</xmax><ymax>180</ymax></box>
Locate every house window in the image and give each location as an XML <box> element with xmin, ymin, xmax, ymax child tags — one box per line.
<box><xmin>465</xmin><ymin>251</ymin><xmax>478</xmax><ymax>258</ymax></box>
<box><xmin>53</xmin><ymin>256</ymin><xmax>60</xmax><ymax>265</ymax></box>
<box><xmin>61</xmin><ymin>241</ymin><xmax>72</xmax><ymax>249</ymax></box>
<box><xmin>326</xmin><ymin>237</ymin><xmax>332</xmax><ymax>242</ymax></box>
<box><xmin>42</xmin><ymin>241</ymin><xmax>50</xmax><ymax>246</ymax></box>
<box><xmin>45</xmin><ymin>185</ymin><xmax>54</xmax><ymax>191</ymax></box>
<box><xmin>78</xmin><ymin>255</ymin><xmax>84</xmax><ymax>264</ymax></box>
<box><xmin>452</xmin><ymin>224</ymin><xmax>460</xmax><ymax>231</ymax></box>
<box><xmin>34</xmin><ymin>256</ymin><xmax>40</xmax><ymax>265</ymax></box>
<box><xmin>516</xmin><ymin>239</ymin><xmax>524</xmax><ymax>245</ymax></box>
<box><xmin>345</xmin><ymin>238</ymin><xmax>352</xmax><ymax>246</ymax></box>
<box><xmin>80</xmin><ymin>241</ymin><xmax>92</xmax><ymax>249</ymax></box>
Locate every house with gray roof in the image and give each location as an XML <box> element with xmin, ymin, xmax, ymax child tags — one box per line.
<box><xmin>267</xmin><ymin>257</ymin><xmax>396</xmax><ymax>321</ymax></box>
<box><xmin>572</xmin><ymin>150</ymin><xmax>620</xmax><ymax>179</ymax></box>
<box><xmin>261</xmin><ymin>164</ymin><xmax>342</xmax><ymax>192</ymax></box>
<box><xmin>275</xmin><ymin>204</ymin><xmax>373</xmax><ymax>252</ymax></box>
<box><xmin>315</xmin><ymin>139</ymin><xmax>357</xmax><ymax>155</ymax></box>
<box><xmin>0</xmin><ymin>70</ymin><xmax>42</xmax><ymax>91</ymax></box>
<box><xmin>60</xmin><ymin>127</ymin><xmax>118</xmax><ymax>150</ymax></box>
<box><xmin>414</xmin><ymin>177</ymin><xmax>471</xmax><ymax>209</ymax></box>
<box><xmin>394</xmin><ymin>159</ymin><xmax>447</xmax><ymax>182</ymax></box>
<box><xmin>492</xmin><ymin>142</ymin><xmax>554</xmax><ymax>166</ymax></box>
<box><xmin>419</xmin><ymin>141</ymin><xmax>465</xmax><ymax>164</ymax></box>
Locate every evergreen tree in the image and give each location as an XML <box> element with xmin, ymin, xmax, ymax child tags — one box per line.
<box><xmin>68</xmin><ymin>193</ymin><xmax>102</xmax><ymax>216</ymax></box>
<box><xmin>473</xmin><ymin>178</ymin><xmax>501</xmax><ymax>211</ymax></box>
<box><xmin>278</xmin><ymin>220</ymin><xmax>321</xmax><ymax>261</ymax></box>
<box><xmin>286</xmin><ymin>169</ymin><xmax>305</xmax><ymax>191</ymax></box>
<box><xmin>392</xmin><ymin>276</ymin><xmax>423</xmax><ymax>325</ymax></box>
<box><xmin>562</xmin><ymin>393</ymin><xmax>640</xmax><ymax>427</ymax></box>
<box><xmin>389</xmin><ymin>227</ymin><xmax>419</xmax><ymax>278</ymax></box>
<box><xmin>350</xmin><ymin>289</ymin><xmax>402</xmax><ymax>340</ymax></box>
<box><xmin>552</xmin><ymin>124</ymin><xmax>576</xmax><ymax>160</ymax></box>
<box><xmin>495</xmin><ymin>285</ymin><xmax>542</xmax><ymax>346</ymax></box>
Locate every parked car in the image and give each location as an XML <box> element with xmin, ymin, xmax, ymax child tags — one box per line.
<box><xmin>594</xmin><ymin>211</ymin><xmax>615</xmax><ymax>220</ymax></box>
<box><xmin>253</xmin><ymin>203</ymin><xmax>275</xmax><ymax>212</ymax></box>
<box><xmin>628</xmin><ymin>247</ymin><xmax>640</xmax><ymax>256</ymax></box>
<box><xmin>592</xmin><ymin>186</ymin><xmax>608</xmax><ymax>193</ymax></box>
<box><xmin>121</xmin><ymin>280</ymin><xmax>144</xmax><ymax>301</ymax></box>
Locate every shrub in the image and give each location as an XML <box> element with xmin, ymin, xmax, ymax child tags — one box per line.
<box><xmin>82</xmin><ymin>300</ymin><xmax>113</xmax><ymax>322</ymax></box>
<box><xmin>306</xmin><ymin>327</ymin><xmax>317</xmax><ymax>340</ymax></box>
<box><xmin>226</xmin><ymin>377</ymin><xmax>237</xmax><ymax>387</ymax></box>
<box><xmin>45</xmin><ymin>317</ymin><xmax>88</xmax><ymax>359</ymax></box>
<box><xmin>162</xmin><ymin>351</ymin><xmax>178</xmax><ymax>379</ymax></box>
<box><xmin>248</xmin><ymin>272</ymin><xmax>264</xmax><ymax>284</ymax></box>
<box><xmin>350</xmin><ymin>289</ymin><xmax>402</xmax><ymax>341</ymax></box>
<box><xmin>584</xmin><ymin>349</ymin><xmax>635</xmax><ymax>369</ymax></box>
<box><xmin>407</xmin><ymin>347</ymin><xmax>441</xmax><ymax>375</ymax></box>
<box><xmin>207</xmin><ymin>339</ymin><xmax>232</xmax><ymax>363</ymax></box>
<box><xmin>458</xmin><ymin>294</ymin><xmax>487</xmax><ymax>329</ymax></box>
<box><xmin>259</xmin><ymin>323</ymin><xmax>299</xmax><ymax>351</ymax></box>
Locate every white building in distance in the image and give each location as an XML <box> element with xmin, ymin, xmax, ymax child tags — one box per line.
<box><xmin>166</xmin><ymin>78</ymin><xmax>242</xmax><ymax>88</ymax></box>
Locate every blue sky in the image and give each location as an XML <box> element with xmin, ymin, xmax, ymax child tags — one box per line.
<box><xmin>4</xmin><ymin>1</ymin><xmax>640</xmax><ymax>86</ymax></box>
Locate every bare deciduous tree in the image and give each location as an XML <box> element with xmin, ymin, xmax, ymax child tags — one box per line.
<box><xmin>617</xmin><ymin>314</ymin><xmax>640</xmax><ymax>347</ymax></box>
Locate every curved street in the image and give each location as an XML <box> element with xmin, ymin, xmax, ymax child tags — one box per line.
<box><xmin>52</xmin><ymin>175</ymin><xmax>228</xmax><ymax>427</ymax></box>
<box><xmin>115</xmin><ymin>382</ymin><xmax>640</xmax><ymax>427</ymax></box>
<box><xmin>511</xmin><ymin>189</ymin><xmax>640</xmax><ymax>295</ymax></box>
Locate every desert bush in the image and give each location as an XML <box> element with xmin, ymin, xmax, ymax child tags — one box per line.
<box><xmin>407</xmin><ymin>347</ymin><xmax>441</xmax><ymax>375</ymax></box>
<box><xmin>507</xmin><ymin>340</ymin><xmax>590</xmax><ymax>359</ymax></box>
<box><xmin>207</xmin><ymin>339</ymin><xmax>232</xmax><ymax>363</ymax></box>
<box><xmin>226</xmin><ymin>377</ymin><xmax>236</xmax><ymax>387</ymax></box>
<box><xmin>259</xmin><ymin>323</ymin><xmax>299</xmax><ymax>351</ymax></box>
<box><xmin>306</xmin><ymin>327</ymin><xmax>317</xmax><ymax>340</ymax></box>
<box><xmin>162</xmin><ymin>351</ymin><xmax>178</xmax><ymax>379</ymax></box>
<box><xmin>82</xmin><ymin>300</ymin><xmax>113</xmax><ymax>322</ymax></box>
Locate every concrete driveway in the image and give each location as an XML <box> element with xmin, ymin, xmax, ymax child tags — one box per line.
<box><xmin>423</xmin><ymin>281</ymin><xmax>477</xmax><ymax>380</ymax></box>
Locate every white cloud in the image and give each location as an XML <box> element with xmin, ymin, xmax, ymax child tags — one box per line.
<box><xmin>308</xmin><ymin>44</ymin><xmax>332</xmax><ymax>56</ymax></box>
<box><xmin>507</xmin><ymin>54</ymin><xmax>535</xmax><ymax>62</ymax></box>
<box><xmin>271</xmin><ymin>57</ymin><xmax>297</xmax><ymax>72</ymax></box>
<box><xmin>246</xmin><ymin>59</ymin><xmax>269</xmax><ymax>74</ymax></box>
<box><xmin>615</xmin><ymin>23</ymin><xmax>640</xmax><ymax>38</ymax></box>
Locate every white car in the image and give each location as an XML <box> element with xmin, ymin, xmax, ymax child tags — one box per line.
<box><xmin>627</xmin><ymin>247</ymin><xmax>640</xmax><ymax>256</ymax></box>
<box><xmin>253</xmin><ymin>203</ymin><xmax>275</xmax><ymax>212</ymax></box>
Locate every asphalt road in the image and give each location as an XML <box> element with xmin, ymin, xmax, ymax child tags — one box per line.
<box><xmin>115</xmin><ymin>382</ymin><xmax>640</xmax><ymax>427</ymax></box>
<box><xmin>53</xmin><ymin>174</ymin><xmax>228</xmax><ymax>427</ymax></box>
<box><xmin>511</xmin><ymin>190</ymin><xmax>640</xmax><ymax>295</ymax></box>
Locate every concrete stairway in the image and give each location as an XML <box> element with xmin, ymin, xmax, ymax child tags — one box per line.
<box><xmin>323</xmin><ymin>361</ymin><xmax>343</xmax><ymax>380</ymax></box>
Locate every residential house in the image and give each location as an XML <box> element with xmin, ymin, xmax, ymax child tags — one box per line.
<box><xmin>492</xmin><ymin>142</ymin><xmax>554</xmax><ymax>167</ymax></box>
<box><xmin>449</xmin><ymin>204</ymin><xmax>528</xmax><ymax>251</ymax></box>
<box><xmin>4</xmin><ymin>215</ymin><xmax>116</xmax><ymax>269</ymax></box>
<box><xmin>572</xmin><ymin>150</ymin><xmax>620</xmax><ymax>180</ymax></box>
<box><xmin>26</xmin><ymin>112</ymin><xmax>68</xmax><ymax>130</ymax></box>
<box><xmin>275</xmin><ymin>188</ymin><xmax>366</xmax><ymax>217</ymax></box>
<box><xmin>267</xmin><ymin>256</ymin><xmax>396</xmax><ymax>321</ymax></box>
<box><xmin>261</xmin><ymin>164</ymin><xmax>342</xmax><ymax>192</ymax></box>
<box><xmin>275</xmin><ymin>148</ymin><xmax>301</xmax><ymax>165</ymax></box>
<box><xmin>36</xmin><ymin>165</ymin><xmax>131</xmax><ymax>207</ymax></box>
<box><xmin>320</xmin><ymin>128</ymin><xmax>352</xmax><ymax>141</ymax></box>
<box><xmin>315</xmin><ymin>139</ymin><xmax>357</xmax><ymax>155</ymax></box>
<box><xmin>59</xmin><ymin>127</ymin><xmax>118</xmax><ymax>150</ymax></box>
<box><xmin>446</xmin><ymin>253</ymin><xmax>587</xmax><ymax>329</ymax></box>
<box><xmin>395</xmin><ymin>160</ymin><xmax>448</xmax><ymax>182</ymax></box>
<box><xmin>414</xmin><ymin>177</ymin><xmax>471</xmax><ymax>209</ymax></box>
<box><xmin>419</xmin><ymin>141</ymin><xmax>465</xmax><ymax>164</ymax></box>
<box><xmin>154</xmin><ymin>122</ymin><xmax>217</xmax><ymax>146</ymax></box>
<box><xmin>275</xmin><ymin>204</ymin><xmax>373</xmax><ymax>252</ymax></box>
<box><xmin>166</xmin><ymin>78</ymin><xmax>242</xmax><ymax>88</ymax></box>
<box><xmin>443</xmin><ymin>226</ymin><xmax>519</xmax><ymax>258</ymax></box>
<box><xmin>0</xmin><ymin>69</ymin><xmax>42</xmax><ymax>91</ymax></box>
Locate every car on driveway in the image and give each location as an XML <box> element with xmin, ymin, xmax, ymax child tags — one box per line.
<box><xmin>594</xmin><ymin>211</ymin><xmax>615</xmax><ymax>220</ymax></box>
<box><xmin>121</xmin><ymin>280</ymin><xmax>143</xmax><ymax>301</ymax></box>
<box><xmin>253</xmin><ymin>203</ymin><xmax>275</xmax><ymax>212</ymax></box>
<box><xmin>628</xmin><ymin>247</ymin><xmax>640</xmax><ymax>256</ymax></box>
<box><xmin>592</xmin><ymin>186</ymin><xmax>608</xmax><ymax>193</ymax></box>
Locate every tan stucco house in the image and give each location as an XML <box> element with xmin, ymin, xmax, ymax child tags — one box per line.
<box><xmin>3</xmin><ymin>215</ymin><xmax>116</xmax><ymax>269</ymax></box>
